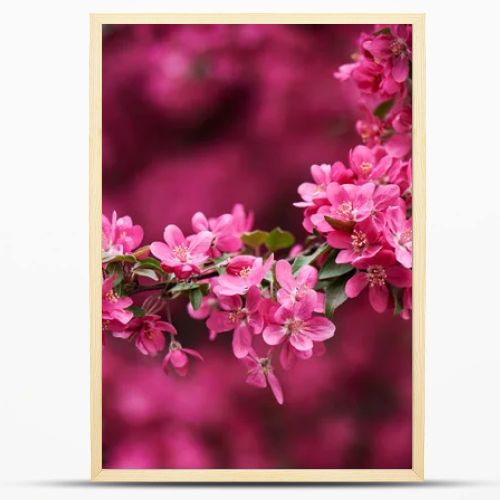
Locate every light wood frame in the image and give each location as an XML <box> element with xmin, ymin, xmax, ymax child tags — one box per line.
<box><xmin>90</xmin><ymin>13</ymin><xmax>425</xmax><ymax>482</ymax></box>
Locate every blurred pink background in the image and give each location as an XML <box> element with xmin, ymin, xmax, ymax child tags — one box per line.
<box><xmin>102</xmin><ymin>24</ymin><xmax>412</xmax><ymax>469</ymax></box>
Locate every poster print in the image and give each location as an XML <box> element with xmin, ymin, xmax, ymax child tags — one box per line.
<box><xmin>91</xmin><ymin>14</ymin><xmax>425</xmax><ymax>482</ymax></box>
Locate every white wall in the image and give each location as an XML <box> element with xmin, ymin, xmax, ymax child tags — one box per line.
<box><xmin>1</xmin><ymin>1</ymin><xmax>499</xmax><ymax>499</ymax></box>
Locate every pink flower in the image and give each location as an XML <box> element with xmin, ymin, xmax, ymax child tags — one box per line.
<box><xmin>327</xmin><ymin>218</ymin><xmax>382</xmax><ymax>264</ymax></box>
<box><xmin>370</xmin><ymin>183</ymin><xmax>402</xmax><ymax>230</ymax></box>
<box><xmin>102</xmin><ymin>276</ymin><xmax>133</xmax><ymax>325</ymax></box>
<box><xmin>362</xmin><ymin>25</ymin><xmax>412</xmax><ymax>83</ymax></box>
<box><xmin>162</xmin><ymin>339</ymin><xmax>204</xmax><ymax>376</ymax></box>
<box><xmin>191</xmin><ymin>211</ymin><xmax>242</xmax><ymax>256</ymax></box>
<box><xmin>275</xmin><ymin>259</ymin><xmax>318</xmax><ymax>309</ymax></box>
<box><xmin>150</xmin><ymin>224</ymin><xmax>212</xmax><ymax>279</ymax></box>
<box><xmin>214</xmin><ymin>254</ymin><xmax>274</xmax><ymax>296</ymax></box>
<box><xmin>296</xmin><ymin>162</ymin><xmax>354</xmax><ymax>206</ymax></box>
<box><xmin>242</xmin><ymin>349</ymin><xmax>284</xmax><ymax>404</ymax></box>
<box><xmin>356</xmin><ymin>112</ymin><xmax>384</xmax><ymax>147</ymax></box>
<box><xmin>263</xmin><ymin>293</ymin><xmax>335</xmax><ymax>352</ymax></box>
<box><xmin>310</xmin><ymin>182</ymin><xmax>375</xmax><ymax>232</ymax></box>
<box><xmin>112</xmin><ymin>314</ymin><xmax>174</xmax><ymax>356</ymax></box>
<box><xmin>383</xmin><ymin>206</ymin><xmax>412</xmax><ymax>268</ymax></box>
<box><xmin>231</xmin><ymin>203</ymin><xmax>254</xmax><ymax>234</ymax></box>
<box><xmin>345</xmin><ymin>250</ymin><xmax>412</xmax><ymax>313</ymax></box>
<box><xmin>206</xmin><ymin>286</ymin><xmax>263</xmax><ymax>358</ymax></box>
<box><xmin>349</xmin><ymin>145</ymin><xmax>392</xmax><ymax>182</ymax></box>
<box><xmin>102</xmin><ymin>211</ymin><xmax>144</xmax><ymax>256</ymax></box>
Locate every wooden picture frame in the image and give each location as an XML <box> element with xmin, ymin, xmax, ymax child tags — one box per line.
<box><xmin>90</xmin><ymin>13</ymin><xmax>425</xmax><ymax>482</ymax></box>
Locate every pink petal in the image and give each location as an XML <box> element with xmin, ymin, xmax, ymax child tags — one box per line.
<box><xmin>275</xmin><ymin>259</ymin><xmax>294</xmax><ymax>291</ymax></box>
<box><xmin>170</xmin><ymin>349</ymin><xmax>188</xmax><ymax>368</ymax></box>
<box><xmin>232</xmin><ymin>324</ymin><xmax>252</xmax><ymax>359</ymax></box>
<box><xmin>327</xmin><ymin>230</ymin><xmax>352</xmax><ymax>249</ymax></box>
<box><xmin>289</xmin><ymin>332</ymin><xmax>314</xmax><ymax>352</ymax></box>
<box><xmin>245</xmin><ymin>286</ymin><xmax>261</xmax><ymax>312</ymax></box>
<box><xmin>296</xmin><ymin>264</ymin><xmax>318</xmax><ymax>288</ymax></box>
<box><xmin>294</xmin><ymin>292</ymin><xmax>316</xmax><ymax>320</ymax></box>
<box><xmin>246</xmin><ymin>368</ymin><xmax>266</xmax><ymax>388</ymax></box>
<box><xmin>392</xmin><ymin>56</ymin><xmax>409</xmax><ymax>83</ymax></box>
<box><xmin>280</xmin><ymin>343</ymin><xmax>297</xmax><ymax>370</ymax></box>
<box><xmin>345</xmin><ymin>272</ymin><xmax>368</xmax><ymax>298</ymax></box>
<box><xmin>191</xmin><ymin>212</ymin><xmax>209</xmax><ymax>232</ymax></box>
<box><xmin>163</xmin><ymin>224</ymin><xmax>185</xmax><ymax>248</ymax></box>
<box><xmin>386</xmin><ymin>266</ymin><xmax>412</xmax><ymax>287</ymax></box>
<box><xmin>263</xmin><ymin>324</ymin><xmax>286</xmax><ymax>346</ymax></box>
<box><xmin>188</xmin><ymin>230</ymin><xmax>212</xmax><ymax>255</ymax></box>
<box><xmin>206</xmin><ymin>311</ymin><xmax>234</xmax><ymax>333</ymax></box>
<box><xmin>182</xmin><ymin>348</ymin><xmax>204</xmax><ymax>362</ymax></box>
<box><xmin>302</xmin><ymin>317</ymin><xmax>336</xmax><ymax>341</ymax></box>
<box><xmin>267</xmin><ymin>371</ymin><xmax>284</xmax><ymax>405</ymax></box>
<box><xmin>369</xmin><ymin>285</ymin><xmax>389</xmax><ymax>313</ymax></box>
<box><xmin>150</xmin><ymin>241</ymin><xmax>172</xmax><ymax>262</ymax></box>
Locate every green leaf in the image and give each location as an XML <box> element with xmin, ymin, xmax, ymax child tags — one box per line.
<box><xmin>103</xmin><ymin>253</ymin><xmax>136</xmax><ymax>265</ymax></box>
<box><xmin>265</xmin><ymin>228</ymin><xmax>295</xmax><ymax>252</ymax></box>
<box><xmin>125</xmin><ymin>305</ymin><xmax>146</xmax><ymax>317</ymax></box>
<box><xmin>324</xmin><ymin>216</ymin><xmax>355</xmax><ymax>232</ymax></box>
<box><xmin>372</xmin><ymin>27</ymin><xmax>391</xmax><ymax>36</ymax></box>
<box><xmin>105</xmin><ymin>261</ymin><xmax>124</xmax><ymax>286</ymax></box>
<box><xmin>324</xmin><ymin>280</ymin><xmax>348</xmax><ymax>319</ymax></box>
<box><xmin>189</xmin><ymin>287</ymin><xmax>203</xmax><ymax>310</ymax></box>
<box><xmin>169</xmin><ymin>282</ymin><xmax>201</xmax><ymax>294</ymax></box>
<box><xmin>373</xmin><ymin>98</ymin><xmax>395</xmax><ymax>120</ymax></box>
<box><xmin>291</xmin><ymin>244</ymin><xmax>328</xmax><ymax>274</ymax></box>
<box><xmin>241</xmin><ymin>230</ymin><xmax>269</xmax><ymax>249</ymax></box>
<box><xmin>391</xmin><ymin>286</ymin><xmax>403</xmax><ymax>316</ymax></box>
<box><xmin>134</xmin><ymin>257</ymin><xmax>163</xmax><ymax>271</ymax></box>
<box><xmin>319</xmin><ymin>251</ymin><xmax>353</xmax><ymax>280</ymax></box>
<box><xmin>132</xmin><ymin>268</ymin><xmax>159</xmax><ymax>281</ymax></box>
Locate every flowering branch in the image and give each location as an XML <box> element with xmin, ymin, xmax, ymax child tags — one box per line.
<box><xmin>102</xmin><ymin>24</ymin><xmax>413</xmax><ymax>405</ymax></box>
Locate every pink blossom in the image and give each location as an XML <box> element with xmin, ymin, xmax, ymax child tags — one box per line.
<box><xmin>356</xmin><ymin>111</ymin><xmax>384</xmax><ymax>147</ymax></box>
<box><xmin>162</xmin><ymin>340</ymin><xmax>204</xmax><ymax>376</ymax></box>
<box><xmin>206</xmin><ymin>286</ymin><xmax>263</xmax><ymax>358</ymax></box>
<box><xmin>370</xmin><ymin>183</ymin><xmax>402</xmax><ymax>230</ymax></box>
<box><xmin>214</xmin><ymin>254</ymin><xmax>274</xmax><ymax>296</ymax></box>
<box><xmin>191</xmin><ymin>211</ymin><xmax>242</xmax><ymax>256</ymax></box>
<box><xmin>150</xmin><ymin>225</ymin><xmax>212</xmax><ymax>279</ymax></box>
<box><xmin>242</xmin><ymin>349</ymin><xmax>284</xmax><ymax>405</ymax></box>
<box><xmin>102</xmin><ymin>276</ymin><xmax>133</xmax><ymax>325</ymax></box>
<box><xmin>231</xmin><ymin>203</ymin><xmax>254</xmax><ymax>234</ymax></box>
<box><xmin>310</xmin><ymin>182</ymin><xmax>375</xmax><ymax>232</ymax></box>
<box><xmin>383</xmin><ymin>206</ymin><xmax>412</xmax><ymax>268</ymax></box>
<box><xmin>275</xmin><ymin>259</ymin><xmax>318</xmax><ymax>309</ymax></box>
<box><xmin>327</xmin><ymin>218</ymin><xmax>382</xmax><ymax>264</ymax></box>
<box><xmin>296</xmin><ymin>162</ymin><xmax>354</xmax><ymax>207</ymax></box>
<box><xmin>113</xmin><ymin>314</ymin><xmax>175</xmax><ymax>356</ymax></box>
<box><xmin>349</xmin><ymin>145</ymin><xmax>392</xmax><ymax>182</ymax></box>
<box><xmin>102</xmin><ymin>211</ymin><xmax>144</xmax><ymax>256</ymax></box>
<box><xmin>345</xmin><ymin>250</ymin><xmax>412</xmax><ymax>313</ymax></box>
<box><xmin>263</xmin><ymin>293</ymin><xmax>335</xmax><ymax>352</ymax></box>
<box><xmin>362</xmin><ymin>25</ymin><xmax>412</xmax><ymax>83</ymax></box>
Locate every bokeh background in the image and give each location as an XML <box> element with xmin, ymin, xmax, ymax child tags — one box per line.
<box><xmin>102</xmin><ymin>24</ymin><xmax>412</xmax><ymax>469</ymax></box>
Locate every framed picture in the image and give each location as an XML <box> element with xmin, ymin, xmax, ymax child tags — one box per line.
<box><xmin>90</xmin><ymin>13</ymin><xmax>425</xmax><ymax>482</ymax></box>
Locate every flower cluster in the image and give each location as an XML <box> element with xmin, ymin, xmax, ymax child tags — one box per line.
<box><xmin>101</xmin><ymin>24</ymin><xmax>412</xmax><ymax>404</ymax></box>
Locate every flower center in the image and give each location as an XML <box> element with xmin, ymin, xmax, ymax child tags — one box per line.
<box><xmin>336</xmin><ymin>201</ymin><xmax>353</xmax><ymax>219</ymax></box>
<box><xmin>351</xmin><ymin>229</ymin><xmax>368</xmax><ymax>253</ymax></box>
<box><xmin>360</xmin><ymin>161</ymin><xmax>373</xmax><ymax>175</ymax></box>
<box><xmin>228</xmin><ymin>308</ymin><xmax>247</xmax><ymax>323</ymax></box>
<box><xmin>390</xmin><ymin>38</ymin><xmax>406</xmax><ymax>57</ymax></box>
<box><xmin>399</xmin><ymin>229</ymin><xmax>412</xmax><ymax>245</ymax></box>
<box><xmin>294</xmin><ymin>284</ymin><xmax>310</xmax><ymax>300</ymax></box>
<box><xmin>239</xmin><ymin>266</ymin><xmax>252</xmax><ymax>278</ymax></box>
<box><xmin>285</xmin><ymin>318</ymin><xmax>304</xmax><ymax>336</ymax></box>
<box><xmin>173</xmin><ymin>245</ymin><xmax>190</xmax><ymax>262</ymax></box>
<box><xmin>143</xmin><ymin>323</ymin><xmax>154</xmax><ymax>340</ymax></box>
<box><xmin>367</xmin><ymin>265</ymin><xmax>387</xmax><ymax>287</ymax></box>
<box><xmin>105</xmin><ymin>290</ymin><xmax>119</xmax><ymax>303</ymax></box>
